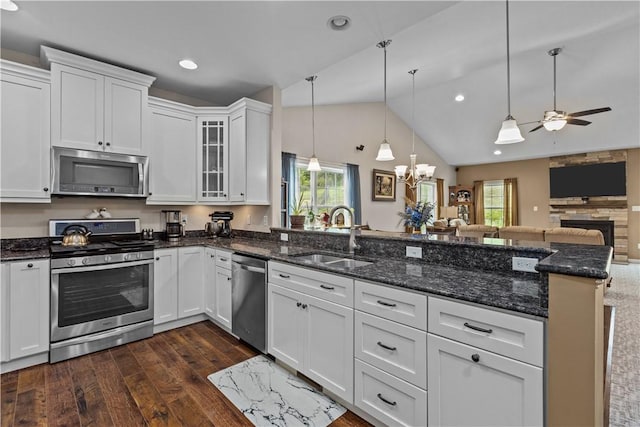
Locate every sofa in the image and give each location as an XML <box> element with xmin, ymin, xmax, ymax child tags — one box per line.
<box><xmin>498</xmin><ymin>226</ymin><xmax>545</xmax><ymax>242</ymax></box>
<box><xmin>452</xmin><ymin>224</ymin><xmax>605</xmax><ymax>246</ymax></box>
<box><xmin>544</xmin><ymin>227</ymin><xmax>605</xmax><ymax>245</ymax></box>
<box><xmin>457</xmin><ymin>224</ymin><xmax>499</xmax><ymax>238</ymax></box>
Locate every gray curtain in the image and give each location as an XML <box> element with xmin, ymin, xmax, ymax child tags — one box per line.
<box><xmin>282</xmin><ymin>152</ymin><xmax>297</xmax><ymax>215</ymax></box>
<box><xmin>346</xmin><ymin>163</ymin><xmax>362</xmax><ymax>225</ymax></box>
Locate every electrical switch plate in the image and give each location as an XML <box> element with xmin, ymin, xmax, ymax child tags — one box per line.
<box><xmin>246</xmin><ymin>215</ymin><xmax>251</xmax><ymax>225</ymax></box>
<box><xmin>632</xmin><ymin>205</ymin><xmax>640</xmax><ymax>212</ymax></box>
<box><xmin>512</xmin><ymin>257</ymin><xmax>538</xmax><ymax>273</ymax></box>
<box><xmin>280</xmin><ymin>233</ymin><xmax>289</xmax><ymax>242</ymax></box>
<box><xmin>533</xmin><ymin>206</ymin><xmax>538</xmax><ymax>212</ymax></box>
<box><xmin>406</xmin><ymin>246</ymin><xmax>422</xmax><ymax>259</ymax></box>
<box><xmin>263</xmin><ymin>216</ymin><xmax>269</xmax><ymax>226</ymax></box>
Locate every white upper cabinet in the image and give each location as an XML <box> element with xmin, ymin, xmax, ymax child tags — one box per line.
<box><xmin>41</xmin><ymin>46</ymin><xmax>155</xmax><ymax>156</ymax></box>
<box><xmin>197</xmin><ymin>115</ymin><xmax>229</xmax><ymax>203</ymax></box>
<box><xmin>228</xmin><ymin>98</ymin><xmax>272</xmax><ymax>204</ymax></box>
<box><xmin>0</xmin><ymin>60</ymin><xmax>51</xmax><ymax>203</ymax></box>
<box><xmin>147</xmin><ymin>98</ymin><xmax>197</xmax><ymax>204</ymax></box>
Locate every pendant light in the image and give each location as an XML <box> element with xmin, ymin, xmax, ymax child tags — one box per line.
<box><xmin>495</xmin><ymin>0</ymin><xmax>524</xmax><ymax>145</ymax></box>
<box><xmin>376</xmin><ymin>40</ymin><xmax>395</xmax><ymax>161</ymax></box>
<box><xmin>394</xmin><ymin>69</ymin><xmax>435</xmax><ymax>188</ymax></box>
<box><xmin>306</xmin><ymin>75</ymin><xmax>321</xmax><ymax>172</ymax></box>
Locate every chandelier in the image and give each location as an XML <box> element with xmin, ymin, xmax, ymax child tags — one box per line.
<box><xmin>394</xmin><ymin>69</ymin><xmax>436</xmax><ymax>189</ymax></box>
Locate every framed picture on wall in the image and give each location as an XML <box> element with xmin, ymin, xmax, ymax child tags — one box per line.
<box><xmin>372</xmin><ymin>169</ymin><xmax>396</xmax><ymax>201</ymax></box>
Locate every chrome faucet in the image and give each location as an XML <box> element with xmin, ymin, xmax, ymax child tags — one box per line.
<box><xmin>329</xmin><ymin>205</ymin><xmax>361</xmax><ymax>255</ymax></box>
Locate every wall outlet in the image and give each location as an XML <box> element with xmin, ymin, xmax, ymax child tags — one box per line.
<box><xmin>512</xmin><ymin>257</ymin><xmax>538</xmax><ymax>273</ymax></box>
<box><xmin>637</xmin><ymin>243</ymin><xmax>640</xmax><ymax>250</ymax></box>
<box><xmin>246</xmin><ymin>215</ymin><xmax>251</xmax><ymax>225</ymax></box>
<box><xmin>280</xmin><ymin>233</ymin><xmax>289</xmax><ymax>242</ymax></box>
<box><xmin>406</xmin><ymin>246</ymin><xmax>422</xmax><ymax>259</ymax></box>
<box><xmin>633</xmin><ymin>205</ymin><xmax>640</xmax><ymax>212</ymax></box>
<box><xmin>263</xmin><ymin>215</ymin><xmax>269</xmax><ymax>226</ymax></box>
<box><xmin>533</xmin><ymin>206</ymin><xmax>538</xmax><ymax>212</ymax></box>
<box><xmin>182</xmin><ymin>215</ymin><xmax>188</xmax><ymax>223</ymax></box>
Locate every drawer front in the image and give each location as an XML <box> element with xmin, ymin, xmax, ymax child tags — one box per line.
<box><xmin>428</xmin><ymin>297</ymin><xmax>544</xmax><ymax>367</ymax></box>
<box><xmin>355</xmin><ymin>280</ymin><xmax>427</xmax><ymax>330</ymax></box>
<box><xmin>215</xmin><ymin>250</ymin><xmax>232</xmax><ymax>269</ymax></box>
<box><xmin>355</xmin><ymin>311</ymin><xmax>427</xmax><ymax>389</ymax></box>
<box><xmin>268</xmin><ymin>262</ymin><xmax>353</xmax><ymax>306</ymax></box>
<box><xmin>354</xmin><ymin>359</ymin><xmax>427</xmax><ymax>427</ymax></box>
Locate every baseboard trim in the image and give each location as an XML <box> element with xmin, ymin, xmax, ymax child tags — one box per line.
<box><xmin>153</xmin><ymin>314</ymin><xmax>207</xmax><ymax>334</ymax></box>
<box><xmin>628</xmin><ymin>259</ymin><xmax>640</xmax><ymax>264</ymax></box>
<box><xmin>0</xmin><ymin>352</ymin><xmax>48</xmax><ymax>374</ymax></box>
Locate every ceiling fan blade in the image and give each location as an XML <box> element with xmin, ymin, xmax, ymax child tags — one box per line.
<box><xmin>519</xmin><ymin>120</ymin><xmax>541</xmax><ymax>126</ymax></box>
<box><xmin>529</xmin><ymin>124</ymin><xmax>544</xmax><ymax>133</ymax></box>
<box><xmin>568</xmin><ymin>107</ymin><xmax>611</xmax><ymax>117</ymax></box>
<box><xmin>566</xmin><ymin>118</ymin><xmax>591</xmax><ymax>126</ymax></box>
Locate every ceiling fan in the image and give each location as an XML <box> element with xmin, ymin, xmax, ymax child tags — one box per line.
<box><xmin>525</xmin><ymin>47</ymin><xmax>611</xmax><ymax>133</ymax></box>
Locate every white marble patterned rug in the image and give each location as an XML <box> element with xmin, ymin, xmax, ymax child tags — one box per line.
<box><xmin>208</xmin><ymin>355</ymin><xmax>347</xmax><ymax>427</ymax></box>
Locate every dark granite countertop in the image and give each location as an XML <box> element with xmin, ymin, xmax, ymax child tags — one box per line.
<box><xmin>536</xmin><ymin>243</ymin><xmax>613</xmax><ymax>280</ymax></box>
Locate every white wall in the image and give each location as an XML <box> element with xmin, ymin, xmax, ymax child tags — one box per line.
<box><xmin>282</xmin><ymin>102</ymin><xmax>456</xmax><ymax>231</ymax></box>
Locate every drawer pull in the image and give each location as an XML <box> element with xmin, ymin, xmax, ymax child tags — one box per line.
<box><xmin>377</xmin><ymin>300</ymin><xmax>397</xmax><ymax>307</ymax></box>
<box><xmin>27</xmin><ymin>263</ymin><xmax>33</xmax><ymax>268</ymax></box>
<box><xmin>464</xmin><ymin>322</ymin><xmax>493</xmax><ymax>334</ymax></box>
<box><xmin>471</xmin><ymin>353</ymin><xmax>480</xmax><ymax>363</ymax></box>
<box><xmin>377</xmin><ymin>393</ymin><xmax>397</xmax><ymax>406</ymax></box>
<box><xmin>377</xmin><ymin>341</ymin><xmax>397</xmax><ymax>351</ymax></box>
<box><xmin>219</xmin><ymin>257</ymin><xmax>228</xmax><ymax>262</ymax></box>
<box><xmin>320</xmin><ymin>284</ymin><xmax>334</xmax><ymax>290</ymax></box>
<box><xmin>279</xmin><ymin>273</ymin><xmax>290</xmax><ymax>279</ymax></box>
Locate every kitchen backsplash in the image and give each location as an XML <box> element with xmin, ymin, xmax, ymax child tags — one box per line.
<box><xmin>0</xmin><ymin>198</ymin><xmax>273</xmax><ymax>238</ymax></box>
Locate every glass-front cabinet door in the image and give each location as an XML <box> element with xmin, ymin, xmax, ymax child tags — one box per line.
<box><xmin>197</xmin><ymin>115</ymin><xmax>229</xmax><ymax>202</ymax></box>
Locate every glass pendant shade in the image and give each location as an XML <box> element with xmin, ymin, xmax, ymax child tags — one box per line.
<box><xmin>394</xmin><ymin>165</ymin><xmax>408</xmax><ymax>178</ymax></box>
<box><xmin>307</xmin><ymin>156</ymin><xmax>321</xmax><ymax>172</ymax></box>
<box><xmin>376</xmin><ymin>140</ymin><xmax>395</xmax><ymax>161</ymax></box>
<box><xmin>495</xmin><ymin>117</ymin><xmax>525</xmax><ymax>144</ymax></box>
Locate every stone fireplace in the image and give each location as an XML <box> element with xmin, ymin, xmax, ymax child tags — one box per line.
<box><xmin>549</xmin><ymin>150</ymin><xmax>628</xmax><ymax>262</ymax></box>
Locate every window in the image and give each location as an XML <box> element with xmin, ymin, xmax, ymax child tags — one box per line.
<box><xmin>484</xmin><ymin>180</ymin><xmax>504</xmax><ymax>227</ymax></box>
<box><xmin>417</xmin><ymin>181</ymin><xmax>437</xmax><ymax>206</ymax></box>
<box><xmin>295</xmin><ymin>160</ymin><xmax>347</xmax><ymax>220</ymax></box>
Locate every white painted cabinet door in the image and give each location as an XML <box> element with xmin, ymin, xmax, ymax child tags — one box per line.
<box><xmin>0</xmin><ymin>72</ymin><xmax>51</xmax><ymax>201</ymax></box>
<box><xmin>8</xmin><ymin>260</ymin><xmax>50</xmax><ymax>360</ymax></box>
<box><xmin>51</xmin><ymin>63</ymin><xmax>104</xmax><ymax>151</ymax></box>
<box><xmin>244</xmin><ymin>108</ymin><xmax>271</xmax><ymax>204</ymax></box>
<box><xmin>228</xmin><ymin>110</ymin><xmax>247</xmax><ymax>202</ymax></box>
<box><xmin>428</xmin><ymin>333</ymin><xmax>543</xmax><ymax>427</ymax></box>
<box><xmin>153</xmin><ymin>249</ymin><xmax>178</xmax><ymax>325</ymax></box>
<box><xmin>178</xmin><ymin>247</ymin><xmax>204</xmax><ymax>318</ymax></box>
<box><xmin>204</xmin><ymin>248</ymin><xmax>217</xmax><ymax>318</ymax></box>
<box><xmin>304</xmin><ymin>293</ymin><xmax>354</xmax><ymax>404</ymax></box>
<box><xmin>104</xmin><ymin>77</ymin><xmax>147</xmax><ymax>155</ymax></box>
<box><xmin>215</xmin><ymin>267</ymin><xmax>233</xmax><ymax>329</ymax></box>
<box><xmin>197</xmin><ymin>116</ymin><xmax>229</xmax><ymax>203</ymax></box>
<box><xmin>1</xmin><ymin>263</ymin><xmax>9</xmax><ymax>362</ymax></box>
<box><xmin>267</xmin><ymin>283</ymin><xmax>304</xmax><ymax>371</ymax></box>
<box><xmin>148</xmin><ymin>105</ymin><xmax>197</xmax><ymax>204</ymax></box>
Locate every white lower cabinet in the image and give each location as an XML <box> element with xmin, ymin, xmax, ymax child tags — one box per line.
<box><xmin>1</xmin><ymin>259</ymin><xmax>50</xmax><ymax>362</ymax></box>
<box><xmin>153</xmin><ymin>247</ymin><xmax>203</xmax><ymax>325</ymax></box>
<box><xmin>354</xmin><ymin>359</ymin><xmax>427</xmax><ymax>427</ymax></box>
<box><xmin>214</xmin><ymin>250</ymin><xmax>233</xmax><ymax>330</ymax></box>
<box><xmin>204</xmin><ymin>248</ymin><xmax>217</xmax><ymax>318</ymax></box>
<box><xmin>427</xmin><ymin>333</ymin><xmax>543</xmax><ymax>427</ymax></box>
<box><xmin>268</xmin><ymin>280</ymin><xmax>354</xmax><ymax>403</ymax></box>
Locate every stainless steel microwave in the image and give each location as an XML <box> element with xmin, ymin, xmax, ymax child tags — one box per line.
<box><xmin>52</xmin><ymin>147</ymin><xmax>148</xmax><ymax>197</ymax></box>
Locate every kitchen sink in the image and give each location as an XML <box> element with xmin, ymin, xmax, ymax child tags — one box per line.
<box><xmin>293</xmin><ymin>253</ymin><xmax>373</xmax><ymax>268</ymax></box>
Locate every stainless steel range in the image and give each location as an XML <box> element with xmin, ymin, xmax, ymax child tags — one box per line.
<box><xmin>49</xmin><ymin>219</ymin><xmax>154</xmax><ymax>363</ymax></box>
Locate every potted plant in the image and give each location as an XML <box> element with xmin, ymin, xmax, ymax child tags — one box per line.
<box><xmin>289</xmin><ymin>191</ymin><xmax>307</xmax><ymax>229</ymax></box>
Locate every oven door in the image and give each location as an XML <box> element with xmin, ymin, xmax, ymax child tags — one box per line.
<box><xmin>51</xmin><ymin>259</ymin><xmax>154</xmax><ymax>342</ymax></box>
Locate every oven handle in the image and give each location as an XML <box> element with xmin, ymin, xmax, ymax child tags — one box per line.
<box><xmin>49</xmin><ymin>320</ymin><xmax>154</xmax><ymax>349</ymax></box>
<box><xmin>51</xmin><ymin>259</ymin><xmax>153</xmax><ymax>274</ymax></box>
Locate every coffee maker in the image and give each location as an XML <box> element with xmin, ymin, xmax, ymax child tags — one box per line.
<box><xmin>162</xmin><ymin>210</ymin><xmax>184</xmax><ymax>242</ymax></box>
<box><xmin>209</xmin><ymin>211</ymin><xmax>234</xmax><ymax>238</ymax></box>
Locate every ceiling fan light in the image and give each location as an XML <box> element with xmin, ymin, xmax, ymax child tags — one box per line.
<box><xmin>307</xmin><ymin>156</ymin><xmax>321</xmax><ymax>172</ymax></box>
<box><xmin>543</xmin><ymin>119</ymin><xmax>567</xmax><ymax>131</ymax></box>
<box><xmin>495</xmin><ymin>118</ymin><xmax>525</xmax><ymax>144</ymax></box>
<box><xmin>376</xmin><ymin>140</ymin><xmax>395</xmax><ymax>161</ymax></box>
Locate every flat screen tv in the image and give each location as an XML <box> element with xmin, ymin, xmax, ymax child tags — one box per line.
<box><xmin>549</xmin><ymin>162</ymin><xmax>626</xmax><ymax>198</ymax></box>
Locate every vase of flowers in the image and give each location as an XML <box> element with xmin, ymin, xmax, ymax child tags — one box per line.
<box><xmin>398</xmin><ymin>197</ymin><xmax>435</xmax><ymax>234</ymax></box>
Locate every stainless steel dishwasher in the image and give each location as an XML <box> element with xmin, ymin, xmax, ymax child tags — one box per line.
<box><xmin>231</xmin><ymin>253</ymin><xmax>267</xmax><ymax>353</ymax></box>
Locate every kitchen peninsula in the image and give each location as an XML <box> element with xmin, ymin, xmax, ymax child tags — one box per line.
<box><xmin>1</xmin><ymin>227</ymin><xmax>611</xmax><ymax>426</ymax></box>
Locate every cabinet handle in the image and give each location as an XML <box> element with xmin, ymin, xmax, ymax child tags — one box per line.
<box><xmin>296</xmin><ymin>302</ymin><xmax>302</xmax><ymax>307</ymax></box>
<box><xmin>227</xmin><ymin>277</ymin><xmax>231</xmax><ymax>281</ymax></box>
<box><xmin>463</xmin><ymin>322</ymin><xmax>493</xmax><ymax>334</ymax></box>
<box><xmin>27</xmin><ymin>263</ymin><xmax>33</xmax><ymax>268</ymax></box>
<box><xmin>376</xmin><ymin>300</ymin><xmax>396</xmax><ymax>307</ymax></box>
<box><xmin>148</xmin><ymin>192</ymin><xmax>153</xmax><ymax>196</ymax></box>
<box><xmin>471</xmin><ymin>353</ymin><xmax>480</xmax><ymax>363</ymax></box>
<box><xmin>43</xmin><ymin>187</ymin><xmax>49</xmax><ymax>192</ymax></box>
<box><xmin>301</xmin><ymin>304</ymin><xmax>307</xmax><ymax>309</ymax></box>
<box><xmin>155</xmin><ymin>257</ymin><xmax>160</xmax><ymax>261</ymax></box>
<box><xmin>220</xmin><ymin>258</ymin><xmax>228</xmax><ymax>262</ymax></box>
<box><xmin>98</xmin><ymin>141</ymin><xmax>103</xmax><ymax>146</ymax></box>
<box><xmin>320</xmin><ymin>284</ymin><xmax>334</xmax><ymax>290</ymax></box>
<box><xmin>240</xmin><ymin>192</ymin><xmax>244</xmax><ymax>196</ymax></box>
<box><xmin>377</xmin><ymin>341</ymin><xmax>397</xmax><ymax>351</ymax></box>
<box><xmin>106</xmin><ymin>142</ymin><xmax>111</xmax><ymax>147</ymax></box>
<box><xmin>278</xmin><ymin>273</ymin><xmax>290</xmax><ymax>279</ymax></box>
<box><xmin>377</xmin><ymin>393</ymin><xmax>397</xmax><ymax>406</ymax></box>
<box><xmin>210</xmin><ymin>254</ymin><xmax>215</xmax><ymax>258</ymax></box>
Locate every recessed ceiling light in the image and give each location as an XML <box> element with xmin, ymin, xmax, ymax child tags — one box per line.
<box><xmin>494</xmin><ymin>150</ymin><xmax>502</xmax><ymax>155</ymax></box>
<box><xmin>0</xmin><ymin>0</ymin><xmax>19</xmax><ymax>11</ymax></box>
<box><xmin>179</xmin><ymin>59</ymin><xmax>198</xmax><ymax>70</ymax></box>
<box><xmin>455</xmin><ymin>94</ymin><xmax>465</xmax><ymax>102</ymax></box>
<box><xmin>327</xmin><ymin>15</ymin><xmax>351</xmax><ymax>31</ymax></box>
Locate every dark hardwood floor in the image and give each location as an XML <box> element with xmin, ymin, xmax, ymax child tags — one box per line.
<box><xmin>1</xmin><ymin>321</ymin><xmax>371</xmax><ymax>427</ymax></box>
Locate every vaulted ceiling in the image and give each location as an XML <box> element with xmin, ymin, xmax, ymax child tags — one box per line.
<box><xmin>2</xmin><ymin>1</ymin><xmax>638</xmax><ymax>166</ymax></box>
